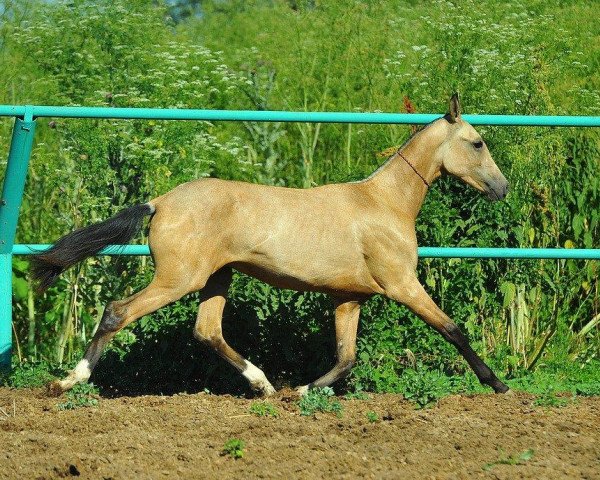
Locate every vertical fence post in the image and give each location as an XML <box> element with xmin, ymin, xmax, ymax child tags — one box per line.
<box><xmin>0</xmin><ymin>109</ymin><xmax>36</xmax><ymax>372</ymax></box>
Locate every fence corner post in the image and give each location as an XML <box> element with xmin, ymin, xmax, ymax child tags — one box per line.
<box><xmin>0</xmin><ymin>111</ymin><xmax>37</xmax><ymax>373</ymax></box>
<box><xmin>0</xmin><ymin>253</ymin><xmax>12</xmax><ymax>372</ymax></box>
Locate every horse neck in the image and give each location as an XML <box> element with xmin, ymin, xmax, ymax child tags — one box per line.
<box><xmin>365</xmin><ymin>127</ymin><xmax>443</xmax><ymax>221</ymax></box>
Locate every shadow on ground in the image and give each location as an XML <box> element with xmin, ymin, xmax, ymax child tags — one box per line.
<box><xmin>91</xmin><ymin>301</ymin><xmax>337</xmax><ymax>398</ymax></box>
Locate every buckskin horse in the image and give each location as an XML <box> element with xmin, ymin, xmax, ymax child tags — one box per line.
<box><xmin>33</xmin><ymin>94</ymin><xmax>510</xmax><ymax>396</ymax></box>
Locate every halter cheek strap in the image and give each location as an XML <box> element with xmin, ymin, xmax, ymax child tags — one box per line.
<box><xmin>396</xmin><ymin>150</ymin><xmax>430</xmax><ymax>188</ymax></box>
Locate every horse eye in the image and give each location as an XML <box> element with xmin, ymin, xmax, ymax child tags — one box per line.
<box><xmin>473</xmin><ymin>141</ymin><xmax>484</xmax><ymax>150</ymax></box>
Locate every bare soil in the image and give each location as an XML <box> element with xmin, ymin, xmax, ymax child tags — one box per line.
<box><xmin>0</xmin><ymin>387</ymin><xmax>598</xmax><ymax>479</ymax></box>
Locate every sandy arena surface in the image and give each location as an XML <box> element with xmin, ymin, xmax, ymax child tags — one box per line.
<box><xmin>0</xmin><ymin>388</ymin><xmax>598</xmax><ymax>479</ymax></box>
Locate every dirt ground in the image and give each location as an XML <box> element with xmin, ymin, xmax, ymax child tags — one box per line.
<box><xmin>0</xmin><ymin>388</ymin><xmax>598</xmax><ymax>480</ymax></box>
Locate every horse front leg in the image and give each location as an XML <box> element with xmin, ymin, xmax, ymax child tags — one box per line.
<box><xmin>297</xmin><ymin>298</ymin><xmax>362</xmax><ymax>394</ymax></box>
<box><xmin>387</xmin><ymin>278</ymin><xmax>509</xmax><ymax>394</ymax></box>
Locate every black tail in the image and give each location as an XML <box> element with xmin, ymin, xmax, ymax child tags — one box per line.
<box><xmin>32</xmin><ymin>203</ymin><xmax>153</xmax><ymax>291</ymax></box>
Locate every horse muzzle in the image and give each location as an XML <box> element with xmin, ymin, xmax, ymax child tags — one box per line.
<box><xmin>483</xmin><ymin>176</ymin><xmax>509</xmax><ymax>201</ymax></box>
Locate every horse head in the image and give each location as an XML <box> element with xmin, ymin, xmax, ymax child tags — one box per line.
<box><xmin>436</xmin><ymin>94</ymin><xmax>509</xmax><ymax>201</ymax></box>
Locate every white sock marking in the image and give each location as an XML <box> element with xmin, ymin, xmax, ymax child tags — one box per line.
<box><xmin>242</xmin><ymin>360</ymin><xmax>275</xmax><ymax>395</ymax></box>
<box><xmin>73</xmin><ymin>359</ymin><xmax>91</xmax><ymax>381</ymax></box>
<box><xmin>58</xmin><ymin>359</ymin><xmax>91</xmax><ymax>390</ymax></box>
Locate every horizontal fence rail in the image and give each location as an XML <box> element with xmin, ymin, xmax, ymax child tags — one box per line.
<box><xmin>12</xmin><ymin>244</ymin><xmax>600</xmax><ymax>260</ymax></box>
<box><xmin>1</xmin><ymin>105</ymin><xmax>600</xmax><ymax>126</ymax></box>
<box><xmin>1</xmin><ymin>104</ymin><xmax>599</xmax><ymax>372</ymax></box>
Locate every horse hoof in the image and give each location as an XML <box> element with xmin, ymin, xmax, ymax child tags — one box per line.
<box><xmin>250</xmin><ymin>381</ymin><xmax>276</xmax><ymax>397</ymax></box>
<box><xmin>46</xmin><ymin>381</ymin><xmax>65</xmax><ymax>397</ymax></box>
<box><xmin>492</xmin><ymin>381</ymin><xmax>510</xmax><ymax>394</ymax></box>
<box><xmin>260</xmin><ymin>384</ymin><xmax>276</xmax><ymax>397</ymax></box>
<box><xmin>296</xmin><ymin>385</ymin><xmax>309</xmax><ymax>396</ymax></box>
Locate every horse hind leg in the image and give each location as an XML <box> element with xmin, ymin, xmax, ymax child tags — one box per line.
<box><xmin>194</xmin><ymin>268</ymin><xmax>276</xmax><ymax>396</ymax></box>
<box><xmin>47</xmin><ymin>277</ymin><xmax>197</xmax><ymax>396</ymax></box>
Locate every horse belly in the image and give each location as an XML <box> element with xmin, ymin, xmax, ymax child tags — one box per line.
<box><xmin>231</xmin><ymin>259</ymin><xmax>373</xmax><ymax>295</ymax></box>
<box><xmin>229</xmin><ymin>228</ymin><xmax>374</xmax><ymax>294</ymax></box>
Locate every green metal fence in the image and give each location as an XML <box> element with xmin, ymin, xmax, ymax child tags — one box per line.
<box><xmin>1</xmin><ymin>105</ymin><xmax>599</xmax><ymax>371</ymax></box>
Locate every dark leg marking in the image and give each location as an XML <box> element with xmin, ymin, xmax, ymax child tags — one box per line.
<box><xmin>390</xmin><ymin>280</ymin><xmax>509</xmax><ymax>394</ymax></box>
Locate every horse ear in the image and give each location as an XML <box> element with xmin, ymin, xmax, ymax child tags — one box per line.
<box><xmin>447</xmin><ymin>93</ymin><xmax>461</xmax><ymax>123</ymax></box>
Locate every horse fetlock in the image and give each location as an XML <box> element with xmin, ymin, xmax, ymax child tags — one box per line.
<box><xmin>340</xmin><ymin>359</ymin><xmax>355</xmax><ymax>374</ymax></box>
<box><xmin>477</xmin><ymin>370</ymin><xmax>509</xmax><ymax>393</ymax></box>
<box><xmin>192</xmin><ymin>328</ymin><xmax>205</xmax><ymax>343</ymax></box>
<box><xmin>97</xmin><ymin>303</ymin><xmax>125</xmax><ymax>333</ymax></box>
<box><xmin>442</xmin><ymin>323</ymin><xmax>465</xmax><ymax>347</ymax></box>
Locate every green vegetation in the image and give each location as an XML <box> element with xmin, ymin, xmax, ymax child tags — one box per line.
<box><xmin>0</xmin><ymin>0</ymin><xmax>598</xmax><ymax>399</ymax></box>
<box><xmin>222</xmin><ymin>438</ymin><xmax>245</xmax><ymax>459</ymax></box>
<box><xmin>533</xmin><ymin>390</ymin><xmax>572</xmax><ymax>408</ymax></box>
<box><xmin>397</xmin><ymin>367</ymin><xmax>454</xmax><ymax>409</ymax></box>
<box><xmin>249</xmin><ymin>401</ymin><xmax>279</xmax><ymax>417</ymax></box>
<box><xmin>365</xmin><ymin>411</ymin><xmax>378</xmax><ymax>423</ymax></box>
<box><xmin>484</xmin><ymin>449</ymin><xmax>535</xmax><ymax>471</ymax></box>
<box><xmin>56</xmin><ymin>383</ymin><xmax>99</xmax><ymax>410</ymax></box>
<box><xmin>344</xmin><ymin>390</ymin><xmax>369</xmax><ymax>401</ymax></box>
<box><xmin>298</xmin><ymin>387</ymin><xmax>343</xmax><ymax>416</ymax></box>
<box><xmin>0</xmin><ymin>360</ymin><xmax>66</xmax><ymax>388</ymax></box>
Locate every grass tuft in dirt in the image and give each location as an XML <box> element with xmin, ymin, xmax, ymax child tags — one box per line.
<box><xmin>1</xmin><ymin>361</ymin><xmax>67</xmax><ymax>389</ymax></box>
<box><xmin>249</xmin><ymin>401</ymin><xmax>279</xmax><ymax>417</ymax></box>
<box><xmin>365</xmin><ymin>411</ymin><xmax>378</xmax><ymax>423</ymax></box>
<box><xmin>57</xmin><ymin>383</ymin><xmax>99</xmax><ymax>410</ymax></box>
<box><xmin>298</xmin><ymin>387</ymin><xmax>343</xmax><ymax>417</ymax></box>
<box><xmin>533</xmin><ymin>389</ymin><xmax>572</xmax><ymax>408</ymax></box>
<box><xmin>483</xmin><ymin>449</ymin><xmax>535</xmax><ymax>471</ymax></box>
<box><xmin>398</xmin><ymin>368</ymin><xmax>451</xmax><ymax>409</ymax></box>
<box><xmin>222</xmin><ymin>438</ymin><xmax>245</xmax><ymax>459</ymax></box>
<box><xmin>344</xmin><ymin>390</ymin><xmax>370</xmax><ymax>400</ymax></box>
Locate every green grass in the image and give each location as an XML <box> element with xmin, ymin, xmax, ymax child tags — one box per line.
<box><xmin>344</xmin><ymin>390</ymin><xmax>370</xmax><ymax>400</ymax></box>
<box><xmin>533</xmin><ymin>391</ymin><xmax>572</xmax><ymax>408</ymax></box>
<box><xmin>397</xmin><ymin>368</ymin><xmax>453</xmax><ymax>409</ymax></box>
<box><xmin>1</xmin><ymin>361</ymin><xmax>68</xmax><ymax>389</ymax></box>
<box><xmin>505</xmin><ymin>360</ymin><xmax>600</xmax><ymax>397</ymax></box>
<box><xmin>3</xmin><ymin>359</ymin><xmax>598</xmax><ymax>413</ymax></box>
